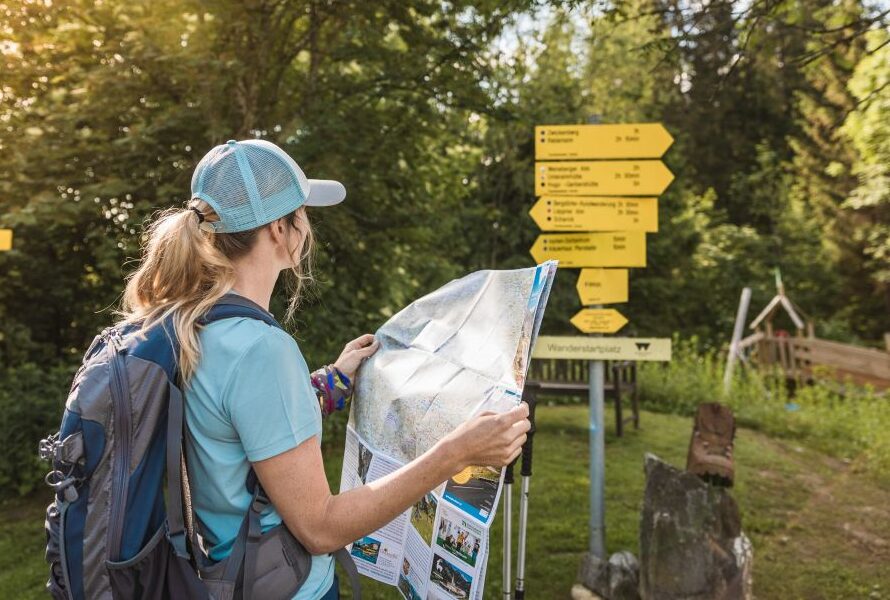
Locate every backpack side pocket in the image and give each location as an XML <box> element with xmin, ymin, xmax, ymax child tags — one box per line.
<box><xmin>251</xmin><ymin>524</ymin><xmax>312</xmax><ymax>598</ymax></box>
<box><xmin>197</xmin><ymin>524</ymin><xmax>312</xmax><ymax>600</ymax></box>
<box><xmin>105</xmin><ymin>524</ymin><xmax>210</xmax><ymax>600</ymax></box>
<box><xmin>44</xmin><ymin>500</ymin><xmax>72</xmax><ymax>600</ymax></box>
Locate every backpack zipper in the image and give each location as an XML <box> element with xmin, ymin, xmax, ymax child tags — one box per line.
<box><xmin>106</xmin><ymin>329</ymin><xmax>131</xmax><ymax>561</ymax></box>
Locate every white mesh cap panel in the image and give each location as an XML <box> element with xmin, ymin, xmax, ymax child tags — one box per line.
<box><xmin>242</xmin><ymin>144</ymin><xmax>306</xmax><ymax>225</ymax></box>
<box><xmin>249</xmin><ymin>139</ymin><xmax>311</xmax><ymax>194</ymax></box>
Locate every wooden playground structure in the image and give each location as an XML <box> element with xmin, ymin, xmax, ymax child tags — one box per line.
<box><xmin>727</xmin><ymin>274</ymin><xmax>890</xmax><ymax>390</ymax></box>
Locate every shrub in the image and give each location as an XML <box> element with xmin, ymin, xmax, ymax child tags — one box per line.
<box><xmin>637</xmin><ymin>336</ymin><xmax>890</xmax><ymax>476</ymax></box>
<box><xmin>0</xmin><ymin>362</ymin><xmax>75</xmax><ymax>498</ymax></box>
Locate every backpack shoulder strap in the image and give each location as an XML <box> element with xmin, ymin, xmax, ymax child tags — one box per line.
<box><xmin>166</xmin><ymin>293</ymin><xmax>284</xmax><ymax>559</ymax></box>
<box><xmin>198</xmin><ymin>292</ymin><xmax>284</xmax><ymax>331</ymax></box>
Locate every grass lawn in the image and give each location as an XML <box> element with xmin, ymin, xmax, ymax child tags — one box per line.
<box><xmin>3</xmin><ymin>406</ymin><xmax>889</xmax><ymax>599</ymax></box>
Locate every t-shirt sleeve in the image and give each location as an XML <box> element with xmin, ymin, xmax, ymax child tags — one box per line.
<box><xmin>222</xmin><ymin>328</ymin><xmax>321</xmax><ymax>462</ymax></box>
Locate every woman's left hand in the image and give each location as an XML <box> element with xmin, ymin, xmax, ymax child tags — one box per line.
<box><xmin>334</xmin><ymin>334</ymin><xmax>380</xmax><ymax>383</ymax></box>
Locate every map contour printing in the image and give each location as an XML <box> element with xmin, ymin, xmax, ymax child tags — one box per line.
<box><xmin>349</xmin><ymin>262</ymin><xmax>558</xmax><ymax>465</ymax></box>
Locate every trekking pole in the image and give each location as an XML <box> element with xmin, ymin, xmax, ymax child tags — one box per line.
<box><xmin>503</xmin><ymin>456</ymin><xmax>515</xmax><ymax>600</ymax></box>
<box><xmin>514</xmin><ymin>387</ymin><xmax>537</xmax><ymax>600</ymax></box>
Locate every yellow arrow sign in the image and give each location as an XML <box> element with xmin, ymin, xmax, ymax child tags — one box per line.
<box><xmin>532</xmin><ymin>336</ymin><xmax>672</xmax><ymax>361</ymax></box>
<box><xmin>570</xmin><ymin>309</ymin><xmax>629</xmax><ymax>334</ymax></box>
<box><xmin>536</xmin><ymin>123</ymin><xmax>674</xmax><ymax>160</ymax></box>
<box><xmin>529</xmin><ymin>232</ymin><xmax>646</xmax><ymax>268</ymax></box>
<box><xmin>0</xmin><ymin>229</ymin><xmax>12</xmax><ymax>251</ymax></box>
<box><xmin>576</xmin><ymin>269</ymin><xmax>628</xmax><ymax>305</ymax></box>
<box><xmin>535</xmin><ymin>160</ymin><xmax>674</xmax><ymax>196</ymax></box>
<box><xmin>529</xmin><ymin>196</ymin><xmax>658</xmax><ymax>232</ymax></box>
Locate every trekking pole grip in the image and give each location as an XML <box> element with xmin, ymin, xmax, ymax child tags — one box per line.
<box><xmin>520</xmin><ymin>394</ymin><xmax>537</xmax><ymax>477</ymax></box>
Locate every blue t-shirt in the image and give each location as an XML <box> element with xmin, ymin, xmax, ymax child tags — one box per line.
<box><xmin>183</xmin><ymin>313</ymin><xmax>334</xmax><ymax>600</ymax></box>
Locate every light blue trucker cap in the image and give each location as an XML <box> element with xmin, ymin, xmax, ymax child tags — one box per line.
<box><xmin>190</xmin><ymin>138</ymin><xmax>346</xmax><ymax>233</ymax></box>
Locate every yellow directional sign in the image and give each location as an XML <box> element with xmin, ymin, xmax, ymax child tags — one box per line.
<box><xmin>529</xmin><ymin>232</ymin><xmax>646</xmax><ymax>268</ymax></box>
<box><xmin>536</xmin><ymin>123</ymin><xmax>674</xmax><ymax>160</ymax></box>
<box><xmin>577</xmin><ymin>269</ymin><xmax>628</xmax><ymax>305</ymax></box>
<box><xmin>571</xmin><ymin>309</ymin><xmax>628</xmax><ymax>334</ymax></box>
<box><xmin>529</xmin><ymin>196</ymin><xmax>658</xmax><ymax>232</ymax></box>
<box><xmin>535</xmin><ymin>160</ymin><xmax>673</xmax><ymax>197</ymax></box>
<box><xmin>532</xmin><ymin>336</ymin><xmax>672</xmax><ymax>361</ymax></box>
<box><xmin>0</xmin><ymin>229</ymin><xmax>12</xmax><ymax>251</ymax></box>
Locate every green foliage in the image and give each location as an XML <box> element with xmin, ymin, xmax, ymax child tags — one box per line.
<box><xmin>0</xmin><ymin>364</ymin><xmax>73</xmax><ymax>497</ymax></box>
<box><xmin>841</xmin><ymin>30</ymin><xmax>890</xmax><ymax>293</ymax></box>
<box><xmin>638</xmin><ymin>337</ymin><xmax>890</xmax><ymax>475</ymax></box>
<box><xmin>3</xmin><ymin>0</ymin><xmax>890</xmax><ymax>495</ymax></box>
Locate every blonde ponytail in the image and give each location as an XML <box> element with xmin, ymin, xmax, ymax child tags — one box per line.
<box><xmin>114</xmin><ymin>199</ymin><xmax>315</xmax><ymax>386</ymax></box>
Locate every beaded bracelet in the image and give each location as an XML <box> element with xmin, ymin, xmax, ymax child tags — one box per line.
<box><xmin>310</xmin><ymin>364</ymin><xmax>353</xmax><ymax>418</ymax></box>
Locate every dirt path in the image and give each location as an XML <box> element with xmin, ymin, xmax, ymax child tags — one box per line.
<box><xmin>743</xmin><ymin>431</ymin><xmax>890</xmax><ymax>599</ymax></box>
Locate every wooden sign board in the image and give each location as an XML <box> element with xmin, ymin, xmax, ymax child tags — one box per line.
<box><xmin>577</xmin><ymin>269</ymin><xmax>628</xmax><ymax>305</ymax></box>
<box><xmin>570</xmin><ymin>309</ymin><xmax>628</xmax><ymax>334</ymax></box>
<box><xmin>529</xmin><ymin>196</ymin><xmax>658</xmax><ymax>232</ymax></box>
<box><xmin>532</xmin><ymin>336</ymin><xmax>672</xmax><ymax>362</ymax></box>
<box><xmin>535</xmin><ymin>160</ymin><xmax>674</xmax><ymax>196</ymax></box>
<box><xmin>0</xmin><ymin>229</ymin><xmax>12</xmax><ymax>251</ymax></box>
<box><xmin>535</xmin><ymin>123</ymin><xmax>674</xmax><ymax>160</ymax></box>
<box><xmin>529</xmin><ymin>232</ymin><xmax>646</xmax><ymax>268</ymax></box>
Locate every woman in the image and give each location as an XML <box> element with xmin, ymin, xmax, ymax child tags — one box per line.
<box><xmin>114</xmin><ymin>139</ymin><xmax>530</xmax><ymax>599</ymax></box>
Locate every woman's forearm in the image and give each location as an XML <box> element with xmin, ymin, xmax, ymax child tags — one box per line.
<box><xmin>314</xmin><ymin>437</ymin><xmax>464</xmax><ymax>553</ymax></box>
<box><xmin>258</xmin><ymin>406</ymin><xmax>528</xmax><ymax>555</ymax></box>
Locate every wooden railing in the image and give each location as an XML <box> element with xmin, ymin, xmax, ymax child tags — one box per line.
<box><xmin>747</xmin><ymin>335</ymin><xmax>890</xmax><ymax>389</ymax></box>
<box><xmin>526</xmin><ymin>359</ymin><xmax>640</xmax><ymax>436</ymax></box>
<box><xmin>527</xmin><ymin>358</ymin><xmax>637</xmax><ymax>387</ymax></box>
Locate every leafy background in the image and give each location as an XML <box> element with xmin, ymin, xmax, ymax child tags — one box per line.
<box><xmin>1</xmin><ymin>0</ymin><xmax>889</xmax><ymax>496</ymax></box>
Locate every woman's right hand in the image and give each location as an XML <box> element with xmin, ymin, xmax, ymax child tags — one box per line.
<box><xmin>440</xmin><ymin>403</ymin><xmax>531</xmax><ymax>471</ymax></box>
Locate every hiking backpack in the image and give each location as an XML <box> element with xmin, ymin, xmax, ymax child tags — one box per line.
<box><xmin>39</xmin><ymin>292</ymin><xmax>360</xmax><ymax>600</ymax></box>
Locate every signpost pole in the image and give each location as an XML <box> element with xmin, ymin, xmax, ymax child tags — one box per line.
<box><xmin>533</xmin><ymin>119</ymin><xmax>674</xmax><ymax>593</ymax></box>
<box><xmin>588</xmin><ymin>325</ymin><xmax>606</xmax><ymax>558</ymax></box>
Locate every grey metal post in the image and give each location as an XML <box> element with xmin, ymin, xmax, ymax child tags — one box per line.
<box><xmin>503</xmin><ymin>461</ymin><xmax>514</xmax><ymax>599</ymax></box>
<box><xmin>723</xmin><ymin>287</ymin><xmax>752</xmax><ymax>393</ymax></box>
<box><xmin>515</xmin><ymin>387</ymin><xmax>537</xmax><ymax>599</ymax></box>
<box><xmin>588</xmin><ymin>358</ymin><xmax>606</xmax><ymax>557</ymax></box>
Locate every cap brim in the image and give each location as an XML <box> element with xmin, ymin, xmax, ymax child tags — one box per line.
<box><xmin>305</xmin><ymin>179</ymin><xmax>346</xmax><ymax>207</ymax></box>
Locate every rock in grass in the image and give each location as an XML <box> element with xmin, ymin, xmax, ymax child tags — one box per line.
<box><xmin>639</xmin><ymin>453</ymin><xmax>753</xmax><ymax>600</ymax></box>
<box><xmin>578</xmin><ymin>550</ymin><xmax>641</xmax><ymax>600</ymax></box>
<box><xmin>571</xmin><ymin>583</ymin><xmax>604</xmax><ymax>600</ymax></box>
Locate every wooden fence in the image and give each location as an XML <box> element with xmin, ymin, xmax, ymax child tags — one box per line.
<box><xmin>526</xmin><ymin>359</ymin><xmax>640</xmax><ymax>436</ymax></box>
<box><xmin>745</xmin><ymin>335</ymin><xmax>890</xmax><ymax>389</ymax></box>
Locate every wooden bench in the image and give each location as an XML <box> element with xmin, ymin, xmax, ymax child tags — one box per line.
<box><xmin>526</xmin><ymin>359</ymin><xmax>640</xmax><ymax>437</ymax></box>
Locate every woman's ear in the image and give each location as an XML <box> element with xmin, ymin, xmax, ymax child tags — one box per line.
<box><xmin>267</xmin><ymin>216</ymin><xmax>287</xmax><ymax>246</ymax></box>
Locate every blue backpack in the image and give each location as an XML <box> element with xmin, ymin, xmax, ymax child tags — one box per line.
<box><xmin>39</xmin><ymin>293</ymin><xmax>360</xmax><ymax>600</ymax></box>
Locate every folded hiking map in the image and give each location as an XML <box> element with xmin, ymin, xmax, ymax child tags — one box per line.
<box><xmin>338</xmin><ymin>262</ymin><xmax>557</xmax><ymax>600</ymax></box>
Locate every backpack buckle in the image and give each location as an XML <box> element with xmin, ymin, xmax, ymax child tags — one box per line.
<box><xmin>38</xmin><ymin>433</ymin><xmax>59</xmax><ymax>462</ymax></box>
<box><xmin>38</xmin><ymin>431</ymin><xmax>85</xmax><ymax>465</ymax></box>
<box><xmin>44</xmin><ymin>469</ymin><xmax>80</xmax><ymax>501</ymax></box>
<box><xmin>250</xmin><ymin>493</ymin><xmax>271</xmax><ymax>514</ymax></box>
<box><xmin>166</xmin><ymin>526</ymin><xmax>189</xmax><ymax>559</ymax></box>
